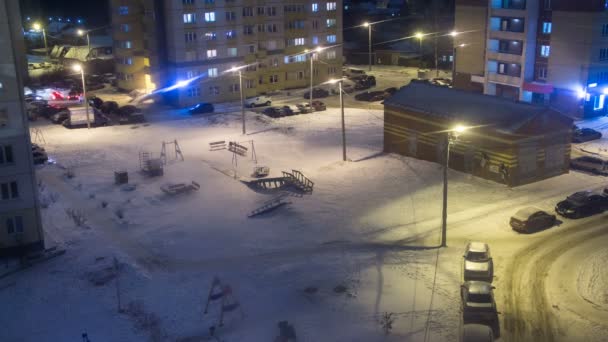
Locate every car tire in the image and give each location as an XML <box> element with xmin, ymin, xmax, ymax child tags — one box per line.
<box><xmin>265</xmin><ymin>101</ymin><xmax>271</xmax><ymax>106</ymax></box>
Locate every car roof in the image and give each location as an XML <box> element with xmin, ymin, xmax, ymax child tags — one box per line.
<box><xmin>467</xmin><ymin>242</ymin><xmax>489</xmax><ymax>253</ymax></box>
<box><xmin>464</xmin><ymin>281</ymin><xmax>493</xmax><ymax>294</ymax></box>
<box><xmin>567</xmin><ymin>191</ymin><xmax>592</xmax><ymax>202</ymax></box>
<box><xmin>513</xmin><ymin>207</ymin><xmax>543</xmax><ymax>220</ymax></box>
<box><xmin>462</xmin><ymin>324</ymin><xmax>493</xmax><ymax>341</ymax></box>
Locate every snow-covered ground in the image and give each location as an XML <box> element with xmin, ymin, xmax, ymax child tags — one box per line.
<box><xmin>2</xmin><ymin>105</ymin><xmax>608</xmax><ymax>341</ymax></box>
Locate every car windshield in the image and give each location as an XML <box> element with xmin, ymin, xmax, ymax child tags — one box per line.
<box><xmin>468</xmin><ymin>293</ymin><xmax>492</xmax><ymax>303</ymax></box>
<box><xmin>467</xmin><ymin>251</ymin><xmax>488</xmax><ymax>261</ymax></box>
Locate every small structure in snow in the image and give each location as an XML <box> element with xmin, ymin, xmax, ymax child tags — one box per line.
<box><xmin>160</xmin><ymin>181</ymin><xmax>200</xmax><ymax>195</ymax></box>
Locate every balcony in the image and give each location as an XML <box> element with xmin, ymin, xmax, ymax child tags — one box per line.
<box><xmin>487</xmin><ymin>72</ymin><xmax>521</xmax><ymax>86</ymax></box>
<box><xmin>487</xmin><ymin>51</ymin><xmax>522</xmax><ymax>64</ymax></box>
<box><xmin>489</xmin><ymin>30</ymin><xmax>525</xmax><ymax>41</ymax></box>
<box><xmin>490</xmin><ymin>0</ymin><xmax>526</xmax><ymax>10</ymax></box>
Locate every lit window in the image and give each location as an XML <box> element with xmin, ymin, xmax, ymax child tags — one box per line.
<box><xmin>121</xmin><ymin>40</ymin><xmax>132</xmax><ymax>49</ymax></box>
<box><xmin>227</xmin><ymin>47</ymin><xmax>237</xmax><ymax>57</ymax></box>
<box><xmin>208</xmin><ymin>68</ymin><xmax>218</xmax><ymax>77</ymax></box>
<box><xmin>326</xmin><ymin>19</ymin><xmax>336</xmax><ymax>28</ymax></box>
<box><xmin>594</xmin><ymin>94</ymin><xmax>605</xmax><ymax>110</ymax></box>
<box><xmin>540</xmin><ymin>45</ymin><xmax>550</xmax><ymax>57</ymax></box>
<box><xmin>327</xmin><ymin>2</ymin><xmax>337</xmax><ymax>11</ymax></box>
<box><xmin>205</xmin><ymin>12</ymin><xmax>216</xmax><ymax>22</ymax></box>
<box><xmin>185</xmin><ymin>32</ymin><xmax>197</xmax><ymax>42</ymax></box>
<box><xmin>120</xmin><ymin>24</ymin><xmax>130</xmax><ymax>32</ymax></box>
<box><xmin>209</xmin><ymin>86</ymin><xmax>219</xmax><ymax>95</ymax></box>
<box><xmin>312</xmin><ymin>36</ymin><xmax>319</xmax><ymax>45</ymax></box>
<box><xmin>226</xmin><ymin>30</ymin><xmax>236</xmax><ymax>39</ymax></box>
<box><xmin>186</xmin><ymin>70</ymin><xmax>198</xmax><ymax>79</ymax></box>
<box><xmin>205</xmin><ymin>32</ymin><xmax>217</xmax><ymax>40</ymax></box>
<box><xmin>312</xmin><ymin>3</ymin><xmax>318</xmax><ymax>12</ymax></box>
<box><xmin>542</xmin><ymin>22</ymin><xmax>552</xmax><ymax>34</ymax></box>
<box><xmin>326</xmin><ymin>34</ymin><xmax>336</xmax><ymax>43</ymax></box>
<box><xmin>183</xmin><ymin>13</ymin><xmax>195</xmax><ymax>24</ymax></box>
<box><xmin>118</xmin><ymin>6</ymin><xmax>129</xmax><ymax>15</ymax></box>
<box><xmin>294</xmin><ymin>37</ymin><xmax>305</xmax><ymax>46</ymax></box>
<box><xmin>206</xmin><ymin>49</ymin><xmax>217</xmax><ymax>58</ymax></box>
<box><xmin>326</xmin><ymin>50</ymin><xmax>336</xmax><ymax>59</ymax></box>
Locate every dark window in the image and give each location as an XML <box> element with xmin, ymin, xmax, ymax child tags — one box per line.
<box><xmin>0</xmin><ymin>145</ymin><xmax>13</xmax><ymax>164</ymax></box>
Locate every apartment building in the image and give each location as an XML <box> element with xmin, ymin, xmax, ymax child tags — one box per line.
<box><xmin>111</xmin><ymin>0</ymin><xmax>343</xmax><ymax>107</ymax></box>
<box><xmin>454</xmin><ymin>0</ymin><xmax>608</xmax><ymax>117</ymax></box>
<box><xmin>0</xmin><ymin>0</ymin><xmax>45</xmax><ymax>256</ymax></box>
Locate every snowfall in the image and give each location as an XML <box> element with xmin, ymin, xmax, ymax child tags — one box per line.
<box><xmin>3</xmin><ymin>88</ymin><xmax>608</xmax><ymax>341</ymax></box>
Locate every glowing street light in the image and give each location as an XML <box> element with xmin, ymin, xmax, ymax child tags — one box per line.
<box><xmin>32</xmin><ymin>22</ymin><xmax>49</xmax><ymax>57</ymax></box>
<box><xmin>441</xmin><ymin>124</ymin><xmax>470</xmax><ymax>247</ymax></box>
<box><xmin>362</xmin><ymin>22</ymin><xmax>374</xmax><ymax>71</ymax></box>
<box><xmin>449</xmin><ymin>31</ymin><xmax>459</xmax><ymax>37</ymax></box>
<box><xmin>325</xmin><ymin>78</ymin><xmax>347</xmax><ymax>161</ymax></box>
<box><xmin>77</xmin><ymin>28</ymin><xmax>91</xmax><ymax>54</ymax></box>
<box><xmin>415</xmin><ymin>32</ymin><xmax>424</xmax><ymax>69</ymax></box>
<box><xmin>72</xmin><ymin>64</ymin><xmax>91</xmax><ymax>129</ymax></box>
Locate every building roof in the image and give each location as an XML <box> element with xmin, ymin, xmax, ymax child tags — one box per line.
<box><xmin>384</xmin><ymin>82</ymin><xmax>571</xmax><ymax>134</ymax></box>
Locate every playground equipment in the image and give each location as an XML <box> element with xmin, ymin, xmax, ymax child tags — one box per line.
<box><xmin>160</xmin><ymin>181</ymin><xmax>200</xmax><ymax>195</ymax></box>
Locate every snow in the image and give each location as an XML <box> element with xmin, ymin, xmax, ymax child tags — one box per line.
<box><xmin>577</xmin><ymin>248</ymin><xmax>608</xmax><ymax>308</ymax></box>
<box><xmin>2</xmin><ymin>98</ymin><xmax>608</xmax><ymax>341</ymax></box>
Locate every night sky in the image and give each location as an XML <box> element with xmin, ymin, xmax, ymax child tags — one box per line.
<box><xmin>20</xmin><ymin>0</ymin><xmax>110</xmax><ymax>26</ymax></box>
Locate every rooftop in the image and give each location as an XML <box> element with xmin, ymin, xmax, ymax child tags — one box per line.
<box><xmin>383</xmin><ymin>82</ymin><xmax>568</xmax><ymax>133</ymax></box>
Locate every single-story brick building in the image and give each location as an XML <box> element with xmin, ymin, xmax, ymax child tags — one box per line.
<box><xmin>383</xmin><ymin>82</ymin><xmax>573</xmax><ymax>186</ymax></box>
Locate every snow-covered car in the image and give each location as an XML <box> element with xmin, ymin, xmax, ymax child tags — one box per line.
<box><xmin>572</xmin><ymin>126</ymin><xmax>602</xmax><ymax>143</ymax></box>
<box><xmin>463</xmin><ymin>242</ymin><xmax>493</xmax><ymax>282</ymax></box>
<box><xmin>462</xmin><ymin>323</ymin><xmax>494</xmax><ymax>342</ymax></box>
<box><xmin>555</xmin><ymin>191</ymin><xmax>608</xmax><ymax>218</ymax></box>
<box><xmin>510</xmin><ymin>207</ymin><xmax>556</xmax><ymax>233</ymax></box>
<box><xmin>280</xmin><ymin>105</ymin><xmax>300</xmax><ymax>116</ymax></box>
<box><xmin>245</xmin><ymin>96</ymin><xmax>272</xmax><ymax>108</ymax></box>
<box><xmin>461</xmin><ymin>281</ymin><xmax>497</xmax><ymax>323</ymax></box>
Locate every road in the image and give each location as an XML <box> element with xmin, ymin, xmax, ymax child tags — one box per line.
<box><xmin>500</xmin><ymin>212</ymin><xmax>608</xmax><ymax>342</ymax></box>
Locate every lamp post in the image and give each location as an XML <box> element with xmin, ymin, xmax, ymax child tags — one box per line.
<box><xmin>415</xmin><ymin>32</ymin><xmax>424</xmax><ymax>69</ymax></box>
<box><xmin>441</xmin><ymin>125</ymin><xmax>467</xmax><ymax>247</ymax></box>
<box><xmin>305</xmin><ymin>46</ymin><xmax>323</xmax><ymax>113</ymax></box>
<box><xmin>227</xmin><ymin>65</ymin><xmax>249</xmax><ymax>134</ymax></box>
<box><xmin>325</xmin><ymin>79</ymin><xmax>347</xmax><ymax>161</ymax></box>
<box><xmin>452</xmin><ymin>43</ymin><xmax>466</xmax><ymax>85</ymax></box>
<box><xmin>77</xmin><ymin>29</ymin><xmax>91</xmax><ymax>55</ymax></box>
<box><xmin>73</xmin><ymin>64</ymin><xmax>91</xmax><ymax>129</ymax></box>
<box><xmin>32</xmin><ymin>23</ymin><xmax>48</xmax><ymax>58</ymax></box>
<box><xmin>363</xmin><ymin>22</ymin><xmax>373</xmax><ymax>71</ymax></box>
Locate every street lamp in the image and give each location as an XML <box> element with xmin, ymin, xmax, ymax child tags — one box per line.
<box><xmin>72</xmin><ymin>64</ymin><xmax>91</xmax><ymax>129</ymax></box>
<box><xmin>227</xmin><ymin>65</ymin><xmax>249</xmax><ymax>134</ymax></box>
<box><xmin>452</xmin><ymin>43</ymin><xmax>467</xmax><ymax>85</ymax></box>
<box><xmin>441</xmin><ymin>124</ymin><xmax>468</xmax><ymax>247</ymax></box>
<box><xmin>304</xmin><ymin>46</ymin><xmax>323</xmax><ymax>112</ymax></box>
<box><xmin>325</xmin><ymin>78</ymin><xmax>347</xmax><ymax>161</ymax></box>
<box><xmin>363</xmin><ymin>22</ymin><xmax>373</xmax><ymax>71</ymax></box>
<box><xmin>415</xmin><ymin>32</ymin><xmax>424</xmax><ymax>69</ymax></box>
<box><xmin>77</xmin><ymin>29</ymin><xmax>91</xmax><ymax>55</ymax></box>
<box><xmin>32</xmin><ymin>22</ymin><xmax>48</xmax><ymax>58</ymax></box>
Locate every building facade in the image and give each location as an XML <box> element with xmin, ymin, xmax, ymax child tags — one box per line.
<box><xmin>0</xmin><ymin>0</ymin><xmax>45</xmax><ymax>256</ymax></box>
<box><xmin>384</xmin><ymin>82</ymin><xmax>573</xmax><ymax>186</ymax></box>
<box><xmin>110</xmin><ymin>0</ymin><xmax>343</xmax><ymax>106</ymax></box>
<box><xmin>454</xmin><ymin>0</ymin><xmax>608</xmax><ymax>117</ymax></box>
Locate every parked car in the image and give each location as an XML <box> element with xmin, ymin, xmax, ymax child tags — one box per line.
<box><xmin>355</xmin><ymin>90</ymin><xmax>387</xmax><ymax>102</ymax></box>
<box><xmin>311</xmin><ymin>100</ymin><xmax>327</xmax><ymax>111</ymax></box>
<box><xmin>384</xmin><ymin>87</ymin><xmax>398</xmax><ymax>96</ymax></box>
<box><xmin>262</xmin><ymin>106</ymin><xmax>282</xmax><ymax>118</ymax></box>
<box><xmin>304</xmin><ymin>88</ymin><xmax>329</xmax><ymax>99</ymax></box>
<box><xmin>343</xmin><ymin>67</ymin><xmax>366</xmax><ymax>77</ymax></box>
<box><xmin>50</xmin><ymin>110</ymin><xmax>70</xmax><ymax>124</ymax></box>
<box><xmin>463</xmin><ymin>242</ymin><xmax>493</xmax><ymax>282</ymax></box>
<box><xmin>100</xmin><ymin>101</ymin><xmax>119</xmax><ymax>114</ymax></box>
<box><xmin>555</xmin><ymin>191</ymin><xmax>608</xmax><ymax>218</ymax></box>
<box><xmin>431</xmin><ymin>77</ymin><xmax>453</xmax><ymax>87</ymax></box>
<box><xmin>31</xmin><ymin>144</ymin><xmax>48</xmax><ymax>165</ymax></box>
<box><xmin>296</xmin><ymin>103</ymin><xmax>312</xmax><ymax>114</ymax></box>
<box><xmin>354</xmin><ymin>75</ymin><xmax>377</xmax><ymax>90</ymax></box>
<box><xmin>280</xmin><ymin>105</ymin><xmax>300</xmax><ymax>116</ymax></box>
<box><xmin>570</xmin><ymin>156</ymin><xmax>608</xmax><ymax>176</ymax></box>
<box><xmin>510</xmin><ymin>207</ymin><xmax>556</xmax><ymax>233</ymax></box>
<box><xmin>35</xmin><ymin>104</ymin><xmax>67</xmax><ymax>118</ymax></box>
<box><xmin>462</xmin><ymin>324</ymin><xmax>495</xmax><ymax>342</ymax></box>
<box><xmin>245</xmin><ymin>95</ymin><xmax>272</xmax><ymax>108</ymax></box>
<box><xmin>119</xmin><ymin>112</ymin><xmax>145</xmax><ymax>124</ymax></box>
<box><xmin>117</xmin><ymin>105</ymin><xmax>141</xmax><ymax>116</ymax></box>
<box><xmin>88</xmin><ymin>96</ymin><xmax>104</xmax><ymax>109</ymax></box>
<box><xmin>461</xmin><ymin>281</ymin><xmax>497</xmax><ymax>323</ymax></box>
<box><xmin>62</xmin><ymin>114</ymin><xmax>109</xmax><ymax>129</ymax></box>
<box><xmin>572</xmin><ymin>127</ymin><xmax>602</xmax><ymax>143</ymax></box>
<box><xmin>188</xmin><ymin>102</ymin><xmax>214</xmax><ymax>114</ymax></box>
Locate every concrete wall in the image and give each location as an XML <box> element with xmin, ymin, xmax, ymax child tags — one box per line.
<box><xmin>454</xmin><ymin>4</ymin><xmax>487</xmax><ymax>79</ymax></box>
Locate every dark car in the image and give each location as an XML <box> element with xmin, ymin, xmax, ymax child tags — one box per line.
<box><xmin>88</xmin><ymin>96</ymin><xmax>104</xmax><ymax>109</ymax></box>
<box><xmin>118</xmin><ymin>112</ymin><xmax>145</xmax><ymax>124</ymax></box>
<box><xmin>304</xmin><ymin>88</ymin><xmax>329</xmax><ymax>99</ymax></box>
<box><xmin>188</xmin><ymin>102</ymin><xmax>214</xmax><ymax>114</ymax></box>
<box><xmin>100</xmin><ymin>101</ymin><xmax>119</xmax><ymax>114</ymax></box>
<box><xmin>570</xmin><ymin>156</ymin><xmax>608</xmax><ymax>176</ymax></box>
<box><xmin>36</xmin><ymin>104</ymin><xmax>67</xmax><ymax>118</ymax></box>
<box><xmin>32</xmin><ymin>144</ymin><xmax>48</xmax><ymax>165</ymax></box>
<box><xmin>355</xmin><ymin>91</ymin><xmax>387</xmax><ymax>102</ymax></box>
<box><xmin>573</xmin><ymin>127</ymin><xmax>602</xmax><ymax>143</ymax></box>
<box><xmin>50</xmin><ymin>110</ymin><xmax>70</xmax><ymax>124</ymax></box>
<box><xmin>555</xmin><ymin>191</ymin><xmax>608</xmax><ymax>218</ymax></box>
<box><xmin>354</xmin><ymin>75</ymin><xmax>377</xmax><ymax>90</ymax></box>
<box><xmin>384</xmin><ymin>87</ymin><xmax>398</xmax><ymax>96</ymax></box>
<box><xmin>510</xmin><ymin>207</ymin><xmax>556</xmax><ymax>233</ymax></box>
<box><xmin>117</xmin><ymin>105</ymin><xmax>141</xmax><ymax>116</ymax></box>
<box><xmin>262</xmin><ymin>107</ymin><xmax>282</xmax><ymax>118</ymax></box>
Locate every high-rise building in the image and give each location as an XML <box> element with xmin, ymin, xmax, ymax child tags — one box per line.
<box><xmin>0</xmin><ymin>0</ymin><xmax>45</xmax><ymax>256</ymax></box>
<box><xmin>454</xmin><ymin>0</ymin><xmax>608</xmax><ymax>117</ymax></box>
<box><xmin>110</xmin><ymin>0</ymin><xmax>343</xmax><ymax>107</ymax></box>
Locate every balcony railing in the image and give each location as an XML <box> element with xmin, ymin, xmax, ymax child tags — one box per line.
<box><xmin>487</xmin><ymin>72</ymin><xmax>521</xmax><ymax>86</ymax></box>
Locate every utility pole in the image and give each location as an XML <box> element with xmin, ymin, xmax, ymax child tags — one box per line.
<box><xmin>368</xmin><ymin>24</ymin><xmax>372</xmax><ymax>72</ymax></box>
<box><xmin>434</xmin><ymin>0</ymin><xmax>439</xmax><ymax>77</ymax></box>
<box><xmin>441</xmin><ymin>133</ymin><xmax>450</xmax><ymax>247</ymax></box>
<box><xmin>239</xmin><ymin>71</ymin><xmax>245</xmax><ymax>134</ymax></box>
<box><xmin>339</xmin><ymin>81</ymin><xmax>346</xmax><ymax>161</ymax></box>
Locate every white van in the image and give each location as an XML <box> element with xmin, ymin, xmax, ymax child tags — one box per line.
<box><xmin>244</xmin><ymin>95</ymin><xmax>272</xmax><ymax>108</ymax></box>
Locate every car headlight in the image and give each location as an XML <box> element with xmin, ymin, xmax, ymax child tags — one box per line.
<box><xmin>566</xmin><ymin>209</ymin><xmax>575</xmax><ymax>213</ymax></box>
